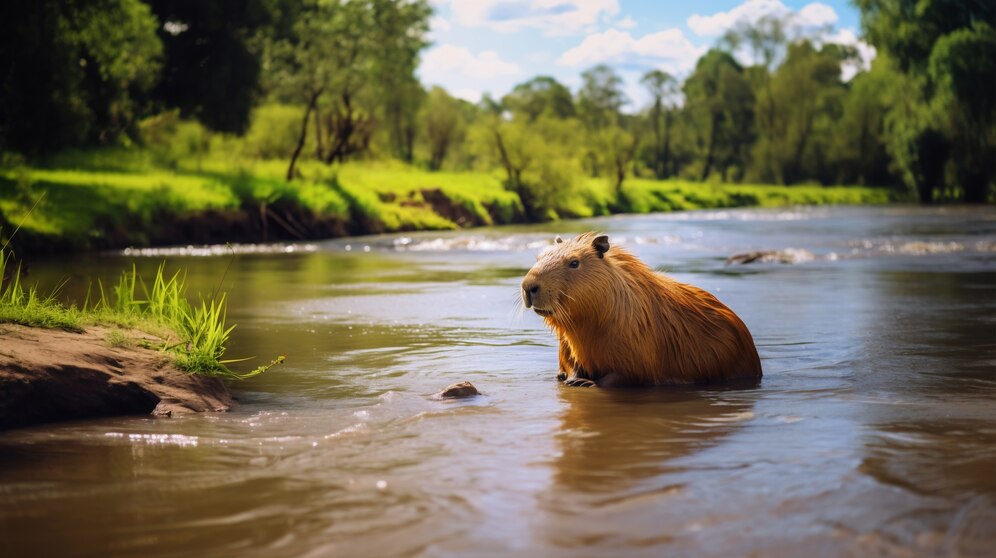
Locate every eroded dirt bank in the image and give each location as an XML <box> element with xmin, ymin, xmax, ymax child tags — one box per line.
<box><xmin>0</xmin><ymin>324</ymin><xmax>231</xmax><ymax>430</ymax></box>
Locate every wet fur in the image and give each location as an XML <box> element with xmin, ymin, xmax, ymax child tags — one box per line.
<box><xmin>522</xmin><ymin>233</ymin><xmax>762</xmax><ymax>386</ymax></box>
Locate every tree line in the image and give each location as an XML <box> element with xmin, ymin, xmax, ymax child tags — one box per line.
<box><xmin>1</xmin><ymin>0</ymin><xmax>992</xmax><ymax>208</ymax></box>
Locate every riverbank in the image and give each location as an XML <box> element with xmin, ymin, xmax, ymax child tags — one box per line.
<box><xmin>0</xmin><ymin>253</ymin><xmax>277</xmax><ymax>429</ymax></box>
<box><xmin>0</xmin><ymin>324</ymin><xmax>231</xmax><ymax>430</ymax></box>
<box><xmin>0</xmin><ymin>151</ymin><xmax>903</xmax><ymax>255</ymax></box>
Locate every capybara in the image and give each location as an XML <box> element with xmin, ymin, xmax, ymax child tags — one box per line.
<box><xmin>521</xmin><ymin>233</ymin><xmax>762</xmax><ymax>387</ymax></box>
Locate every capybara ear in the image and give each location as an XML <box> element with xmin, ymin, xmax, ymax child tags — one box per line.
<box><xmin>592</xmin><ymin>235</ymin><xmax>609</xmax><ymax>257</ymax></box>
<box><xmin>555</xmin><ymin>235</ymin><xmax>563</xmax><ymax>244</ymax></box>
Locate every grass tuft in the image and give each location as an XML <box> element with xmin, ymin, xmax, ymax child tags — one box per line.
<box><xmin>0</xmin><ymin>250</ymin><xmax>275</xmax><ymax>380</ymax></box>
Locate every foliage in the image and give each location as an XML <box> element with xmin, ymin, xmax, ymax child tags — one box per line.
<box><xmin>0</xmin><ymin>0</ymin><xmax>162</xmax><ymax>154</ymax></box>
<box><xmin>684</xmin><ymin>50</ymin><xmax>755</xmax><ymax>182</ymax></box>
<box><xmin>750</xmin><ymin>41</ymin><xmax>850</xmax><ymax>184</ymax></box>
<box><xmin>856</xmin><ymin>0</ymin><xmax>996</xmax><ymax>202</ymax></box>
<box><xmin>640</xmin><ymin>70</ymin><xmax>679</xmax><ymax>179</ymax></box>
<box><xmin>502</xmin><ymin>76</ymin><xmax>577</xmax><ymax>121</ymax></box>
<box><xmin>145</xmin><ymin>0</ymin><xmax>280</xmax><ymax>134</ymax></box>
<box><xmin>422</xmin><ymin>88</ymin><xmax>466</xmax><ymax>170</ymax></box>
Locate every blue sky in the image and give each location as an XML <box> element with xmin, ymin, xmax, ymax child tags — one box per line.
<box><xmin>418</xmin><ymin>0</ymin><xmax>872</xmax><ymax>110</ymax></box>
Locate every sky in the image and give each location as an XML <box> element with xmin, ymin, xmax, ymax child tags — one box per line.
<box><xmin>418</xmin><ymin>0</ymin><xmax>874</xmax><ymax>110</ymax></box>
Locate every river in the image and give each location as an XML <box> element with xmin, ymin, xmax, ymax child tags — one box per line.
<box><xmin>1</xmin><ymin>205</ymin><xmax>994</xmax><ymax>557</ymax></box>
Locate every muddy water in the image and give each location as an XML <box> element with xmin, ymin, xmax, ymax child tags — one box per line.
<box><xmin>1</xmin><ymin>206</ymin><xmax>995</xmax><ymax>557</ymax></box>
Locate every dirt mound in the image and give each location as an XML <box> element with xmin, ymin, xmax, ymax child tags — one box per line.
<box><xmin>0</xmin><ymin>324</ymin><xmax>231</xmax><ymax>430</ymax></box>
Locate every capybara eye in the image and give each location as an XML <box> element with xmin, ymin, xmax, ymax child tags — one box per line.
<box><xmin>569</xmin><ymin>259</ymin><xmax>580</xmax><ymax>268</ymax></box>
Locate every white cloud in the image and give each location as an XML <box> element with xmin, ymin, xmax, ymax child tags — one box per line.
<box><xmin>557</xmin><ymin>28</ymin><xmax>707</xmax><ymax>75</ymax></box>
<box><xmin>436</xmin><ymin>0</ymin><xmax>620</xmax><ymax>36</ymax></box>
<box><xmin>452</xmin><ymin>88</ymin><xmax>483</xmax><ymax>103</ymax></box>
<box><xmin>615</xmin><ymin>16</ymin><xmax>637</xmax><ymax>30</ymax></box>
<box><xmin>797</xmin><ymin>3</ymin><xmax>838</xmax><ymax>27</ymax></box>
<box><xmin>825</xmin><ymin>28</ymin><xmax>877</xmax><ymax>81</ymax></box>
<box><xmin>421</xmin><ymin>44</ymin><xmax>522</xmax><ymax>82</ymax></box>
<box><xmin>430</xmin><ymin>15</ymin><xmax>452</xmax><ymax>33</ymax></box>
<box><xmin>687</xmin><ymin>0</ymin><xmax>837</xmax><ymax>37</ymax></box>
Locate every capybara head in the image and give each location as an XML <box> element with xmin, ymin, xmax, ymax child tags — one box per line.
<box><xmin>521</xmin><ymin>232</ymin><xmax>611</xmax><ymax>318</ymax></box>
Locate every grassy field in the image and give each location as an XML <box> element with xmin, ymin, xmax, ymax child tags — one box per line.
<box><xmin>0</xmin><ymin>148</ymin><xmax>901</xmax><ymax>254</ymax></box>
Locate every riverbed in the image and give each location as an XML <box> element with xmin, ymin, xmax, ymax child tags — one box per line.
<box><xmin>2</xmin><ymin>205</ymin><xmax>994</xmax><ymax>556</ymax></box>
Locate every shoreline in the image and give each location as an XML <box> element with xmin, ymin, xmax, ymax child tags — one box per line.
<box><xmin>0</xmin><ymin>324</ymin><xmax>232</xmax><ymax>431</ymax></box>
<box><xmin>1</xmin><ymin>159</ymin><xmax>907</xmax><ymax>257</ymax></box>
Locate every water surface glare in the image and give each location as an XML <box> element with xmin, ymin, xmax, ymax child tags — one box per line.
<box><xmin>2</xmin><ymin>206</ymin><xmax>994</xmax><ymax>557</ymax></box>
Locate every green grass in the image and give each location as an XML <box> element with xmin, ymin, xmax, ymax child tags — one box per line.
<box><xmin>0</xmin><ymin>250</ymin><xmax>278</xmax><ymax>380</ymax></box>
<box><xmin>0</xmin><ymin>147</ymin><xmax>904</xmax><ymax>253</ymax></box>
<box><xmin>616</xmin><ymin>178</ymin><xmax>897</xmax><ymax>213</ymax></box>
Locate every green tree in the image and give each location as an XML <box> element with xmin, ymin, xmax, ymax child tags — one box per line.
<box><xmin>477</xmin><ymin>114</ymin><xmax>585</xmax><ymax>221</ymax></box>
<box><xmin>266</xmin><ymin>0</ymin><xmax>429</xmax><ymax>179</ymax></box>
<box><xmin>577</xmin><ymin>64</ymin><xmax>626</xmax><ymax>130</ymax></box>
<box><xmin>722</xmin><ymin>15</ymin><xmax>788</xmax><ymax>181</ymax></box>
<box><xmin>857</xmin><ymin>0</ymin><xmax>996</xmax><ymax>202</ymax></box>
<box><xmin>146</xmin><ymin>0</ymin><xmax>280</xmax><ymax>135</ymax></box>
<box><xmin>640</xmin><ymin>70</ymin><xmax>678</xmax><ymax>179</ymax></box>
<box><xmin>749</xmin><ymin>41</ymin><xmax>849</xmax><ymax>184</ymax></box>
<box><xmin>369</xmin><ymin>0</ymin><xmax>431</xmax><ymax>162</ymax></box>
<box><xmin>828</xmin><ymin>59</ymin><xmax>897</xmax><ymax>186</ymax></box>
<box><xmin>422</xmin><ymin>87</ymin><xmax>465</xmax><ymax>170</ymax></box>
<box><xmin>0</xmin><ymin>0</ymin><xmax>161</xmax><ymax>153</ymax></box>
<box><xmin>684</xmin><ymin>50</ymin><xmax>755</xmax><ymax>181</ymax></box>
<box><xmin>502</xmin><ymin>76</ymin><xmax>576</xmax><ymax>121</ymax></box>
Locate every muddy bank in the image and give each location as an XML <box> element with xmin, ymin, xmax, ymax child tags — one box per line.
<box><xmin>5</xmin><ymin>201</ymin><xmax>354</xmax><ymax>256</ymax></box>
<box><xmin>5</xmin><ymin>188</ymin><xmax>509</xmax><ymax>256</ymax></box>
<box><xmin>0</xmin><ymin>324</ymin><xmax>231</xmax><ymax>430</ymax></box>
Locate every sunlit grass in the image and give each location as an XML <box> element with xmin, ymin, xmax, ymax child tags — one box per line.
<box><xmin>0</xmin><ymin>148</ymin><xmax>903</xmax><ymax>252</ymax></box>
<box><xmin>0</xmin><ymin>251</ymin><xmax>277</xmax><ymax>380</ymax></box>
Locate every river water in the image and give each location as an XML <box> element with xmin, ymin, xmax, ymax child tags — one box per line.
<box><xmin>1</xmin><ymin>206</ymin><xmax>994</xmax><ymax>557</ymax></box>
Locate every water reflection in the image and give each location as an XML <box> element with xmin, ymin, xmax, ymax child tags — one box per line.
<box><xmin>550</xmin><ymin>389</ymin><xmax>754</xmax><ymax>494</ymax></box>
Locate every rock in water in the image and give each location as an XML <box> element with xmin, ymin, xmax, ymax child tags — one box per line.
<box><xmin>437</xmin><ymin>381</ymin><xmax>480</xmax><ymax>399</ymax></box>
<box><xmin>726</xmin><ymin>248</ymin><xmax>815</xmax><ymax>265</ymax></box>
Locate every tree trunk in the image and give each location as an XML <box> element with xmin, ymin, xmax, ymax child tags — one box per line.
<box><xmin>652</xmin><ymin>99</ymin><xmax>663</xmax><ymax>179</ymax></box>
<box><xmin>662</xmin><ymin>110</ymin><xmax>672</xmax><ymax>179</ymax></box>
<box><xmin>701</xmin><ymin>115</ymin><xmax>719</xmax><ymax>182</ymax></box>
<box><xmin>313</xmin><ymin>105</ymin><xmax>324</xmax><ymax>161</ymax></box>
<box><xmin>287</xmin><ymin>89</ymin><xmax>321</xmax><ymax>182</ymax></box>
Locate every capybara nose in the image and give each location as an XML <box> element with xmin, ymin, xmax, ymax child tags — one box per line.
<box><xmin>522</xmin><ymin>283</ymin><xmax>540</xmax><ymax>307</ymax></box>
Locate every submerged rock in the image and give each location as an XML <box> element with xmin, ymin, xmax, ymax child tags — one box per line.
<box><xmin>436</xmin><ymin>381</ymin><xmax>481</xmax><ymax>399</ymax></box>
<box><xmin>0</xmin><ymin>324</ymin><xmax>231</xmax><ymax>430</ymax></box>
<box><xmin>726</xmin><ymin>248</ymin><xmax>815</xmax><ymax>265</ymax></box>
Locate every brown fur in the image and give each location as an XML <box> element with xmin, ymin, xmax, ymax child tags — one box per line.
<box><xmin>521</xmin><ymin>232</ymin><xmax>762</xmax><ymax>386</ymax></box>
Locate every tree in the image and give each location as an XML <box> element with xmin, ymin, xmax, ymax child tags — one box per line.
<box><xmin>0</xmin><ymin>0</ymin><xmax>161</xmax><ymax>154</ymax></box>
<box><xmin>577</xmin><ymin>65</ymin><xmax>626</xmax><ymax>176</ymax></box>
<box><xmin>749</xmin><ymin>41</ymin><xmax>849</xmax><ymax>184</ymax></box>
<box><xmin>828</xmin><ymin>59</ymin><xmax>897</xmax><ymax>186</ymax></box>
<box><xmin>857</xmin><ymin>0</ymin><xmax>996</xmax><ymax>202</ymax></box>
<box><xmin>502</xmin><ymin>76</ymin><xmax>576</xmax><ymax>121</ymax></box>
<box><xmin>266</xmin><ymin>0</ymin><xmax>430</xmax><ymax>179</ymax></box>
<box><xmin>369</xmin><ymin>0</ymin><xmax>431</xmax><ymax>162</ymax></box>
<box><xmin>479</xmin><ymin>114</ymin><xmax>585</xmax><ymax>221</ymax></box>
<box><xmin>684</xmin><ymin>50</ymin><xmax>755</xmax><ymax>181</ymax></box>
<box><xmin>722</xmin><ymin>15</ymin><xmax>788</xmax><ymax>181</ymax></box>
<box><xmin>146</xmin><ymin>0</ymin><xmax>280</xmax><ymax>134</ymax></box>
<box><xmin>592</xmin><ymin>126</ymin><xmax>636</xmax><ymax>204</ymax></box>
<box><xmin>577</xmin><ymin>64</ymin><xmax>626</xmax><ymax>130</ymax></box>
<box><xmin>640</xmin><ymin>70</ymin><xmax>678</xmax><ymax>179</ymax></box>
<box><xmin>423</xmin><ymin>87</ymin><xmax>464</xmax><ymax>170</ymax></box>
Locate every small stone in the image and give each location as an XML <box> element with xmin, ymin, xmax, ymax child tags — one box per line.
<box><xmin>726</xmin><ymin>248</ymin><xmax>815</xmax><ymax>265</ymax></box>
<box><xmin>151</xmin><ymin>403</ymin><xmax>173</xmax><ymax>418</ymax></box>
<box><xmin>437</xmin><ymin>381</ymin><xmax>480</xmax><ymax>399</ymax></box>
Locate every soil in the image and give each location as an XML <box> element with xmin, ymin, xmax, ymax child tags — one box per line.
<box><xmin>0</xmin><ymin>324</ymin><xmax>231</xmax><ymax>430</ymax></box>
